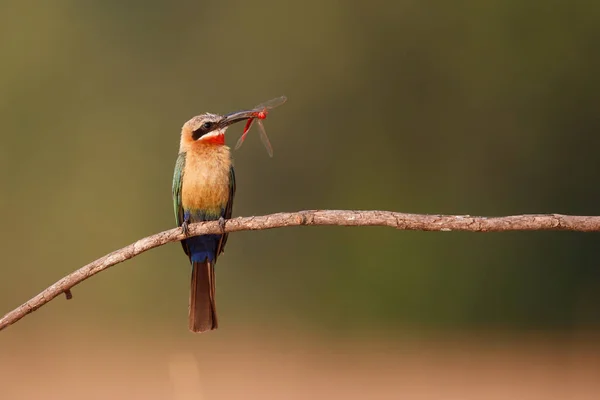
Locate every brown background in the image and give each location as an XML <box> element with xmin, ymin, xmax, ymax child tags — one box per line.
<box><xmin>1</xmin><ymin>1</ymin><xmax>599</xmax><ymax>398</ymax></box>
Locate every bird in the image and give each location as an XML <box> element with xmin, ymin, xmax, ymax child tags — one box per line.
<box><xmin>172</xmin><ymin>109</ymin><xmax>254</xmax><ymax>333</ymax></box>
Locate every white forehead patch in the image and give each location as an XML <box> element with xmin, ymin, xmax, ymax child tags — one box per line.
<box><xmin>182</xmin><ymin>113</ymin><xmax>222</xmax><ymax>132</ymax></box>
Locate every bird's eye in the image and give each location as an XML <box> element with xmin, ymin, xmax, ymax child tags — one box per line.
<box><xmin>202</xmin><ymin>122</ymin><xmax>213</xmax><ymax>130</ymax></box>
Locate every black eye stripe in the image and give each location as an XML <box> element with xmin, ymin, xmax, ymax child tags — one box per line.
<box><xmin>192</xmin><ymin>121</ymin><xmax>216</xmax><ymax>140</ymax></box>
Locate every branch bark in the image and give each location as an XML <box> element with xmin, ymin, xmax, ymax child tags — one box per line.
<box><xmin>2</xmin><ymin>210</ymin><xmax>599</xmax><ymax>332</ymax></box>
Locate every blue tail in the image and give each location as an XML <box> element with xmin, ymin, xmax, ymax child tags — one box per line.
<box><xmin>186</xmin><ymin>234</ymin><xmax>221</xmax><ymax>263</ymax></box>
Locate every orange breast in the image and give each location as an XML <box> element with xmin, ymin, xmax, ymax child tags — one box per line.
<box><xmin>181</xmin><ymin>145</ymin><xmax>232</xmax><ymax>212</ymax></box>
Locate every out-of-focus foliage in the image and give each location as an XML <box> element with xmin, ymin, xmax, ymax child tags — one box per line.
<box><xmin>1</xmin><ymin>0</ymin><xmax>599</xmax><ymax>335</ymax></box>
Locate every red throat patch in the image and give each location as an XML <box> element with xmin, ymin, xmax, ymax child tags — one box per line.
<box><xmin>202</xmin><ymin>133</ymin><xmax>225</xmax><ymax>145</ymax></box>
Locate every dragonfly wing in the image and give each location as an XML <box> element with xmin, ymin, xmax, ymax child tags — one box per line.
<box><xmin>254</xmin><ymin>95</ymin><xmax>287</xmax><ymax>111</ymax></box>
<box><xmin>257</xmin><ymin>119</ymin><xmax>274</xmax><ymax>157</ymax></box>
<box><xmin>234</xmin><ymin>135</ymin><xmax>245</xmax><ymax>151</ymax></box>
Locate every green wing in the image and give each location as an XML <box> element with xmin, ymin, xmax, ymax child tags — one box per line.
<box><xmin>216</xmin><ymin>166</ymin><xmax>236</xmax><ymax>257</ymax></box>
<box><xmin>172</xmin><ymin>152</ymin><xmax>189</xmax><ymax>257</ymax></box>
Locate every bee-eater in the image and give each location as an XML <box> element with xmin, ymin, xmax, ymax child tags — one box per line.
<box><xmin>173</xmin><ymin>110</ymin><xmax>255</xmax><ymax>333</ymax></box>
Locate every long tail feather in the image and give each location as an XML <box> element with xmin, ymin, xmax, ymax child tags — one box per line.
<box><xmin>189</xmin><ymin>261</ymin><xmax>218</xmax><ymax>333</ymax></box>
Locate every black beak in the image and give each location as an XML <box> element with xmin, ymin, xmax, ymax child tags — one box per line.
<box><xmin>218</xmin><ymin>110</ymin><xmax>256</xmax><ymax>128</ymax></box>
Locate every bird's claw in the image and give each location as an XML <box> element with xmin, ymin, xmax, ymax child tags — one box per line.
<box><xmin>218</xmin><ymin>217</ymin><xmax>226</xmax><ymax>234</ymax></box>
<box><xmin>181</xmin><ymin>220</ymin><xmax>190</xmax><ymax>236</ymax></box>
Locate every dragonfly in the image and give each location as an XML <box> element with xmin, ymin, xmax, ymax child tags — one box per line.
<box><xmin>234</xmin><ymin>95</ymin><xmax>287</xmax><ymax>157</ymax></box>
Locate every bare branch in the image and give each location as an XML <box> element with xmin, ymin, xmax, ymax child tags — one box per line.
<box><xmin>2</xmin><ymin>210</ymin><xmax>599</xmax><ymax>331</ymax></box>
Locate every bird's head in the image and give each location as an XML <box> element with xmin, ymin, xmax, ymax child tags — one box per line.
<box><xmin>180</xmin><ymin>110</ymin><xmax>255</xmax><ymax>152</ymax></box>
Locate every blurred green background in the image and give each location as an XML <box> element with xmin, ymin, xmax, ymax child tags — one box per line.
<box><xmin>2</xmin><ymin>1</ymin><xmax>600</xmax><ymax>398</ymax></box>
<box><xmin>1</xmin><ymin>0</ymin><xmax>599</xmax><ymax>335</ymax></box>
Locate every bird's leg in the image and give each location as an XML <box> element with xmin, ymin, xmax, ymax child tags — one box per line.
<box><xmin>182</xmin><ymin>214</ymin><xmax>191</xmax><ymax>236</ymax></box>
<box><xmin>218</xmin><ymin>217</ymin><xmax>226</xmax><ymax>234</ymax></box>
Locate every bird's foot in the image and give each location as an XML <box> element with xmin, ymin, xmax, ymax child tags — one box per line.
<box><xmin>218</xmin><ymin>217</ymin><xmax>226</xmax><ymax>234</ymax></box>
<box><xmin>181</xmin><ymin>220</ymin><xmax>190</xmax><ymax>236</ymax></box>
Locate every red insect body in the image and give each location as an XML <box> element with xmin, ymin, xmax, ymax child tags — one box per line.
<box><xmin>238</xmin><ymin>118</ymin><xmax>255</xmax><ymax>144</ymax></box>
<box><xmin>243</xmin><ymin>118</ymin><xmax>254</xmax><ymax>135</ymax></box>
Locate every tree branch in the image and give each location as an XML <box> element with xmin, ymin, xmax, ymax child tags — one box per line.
<box><xmin>2</xmin><ymin>210</ymin><xmax>599</xmax><ymax>331</ymax></box>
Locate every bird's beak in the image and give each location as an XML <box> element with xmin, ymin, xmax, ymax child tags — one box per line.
<box><xmin>218</xmin><ymin>110</ymin><xmax>256</xmax><ymax>128</ymax></box>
